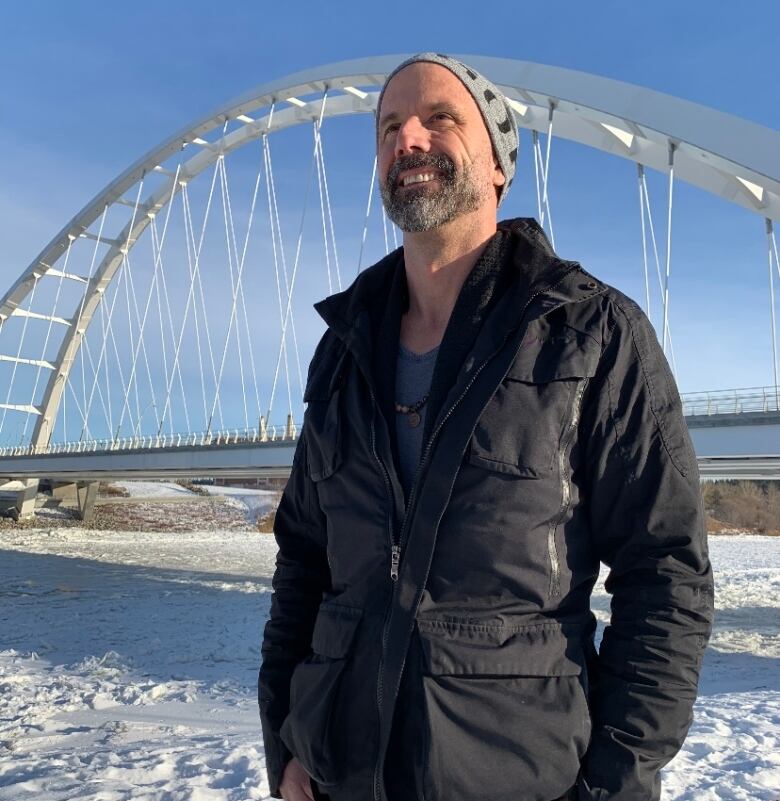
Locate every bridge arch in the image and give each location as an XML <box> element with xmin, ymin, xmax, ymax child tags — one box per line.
<box><xmin>1</xmin><ymin>54</ymin><xmax>779</xmax><ymax>452</ymax></box>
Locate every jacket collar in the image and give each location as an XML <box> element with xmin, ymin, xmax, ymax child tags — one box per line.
<box><xmin>312</xmin><ymin>217</ymin><xmax>600</xmax><ymax>383</ymax></box>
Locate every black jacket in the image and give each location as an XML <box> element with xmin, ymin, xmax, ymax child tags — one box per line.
<box><xmin>258</xmin><ymin>218</ymin><xmax>714</xmax><ymax>801</ymax></box>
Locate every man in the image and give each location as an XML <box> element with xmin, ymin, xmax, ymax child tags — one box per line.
<box><xmin>259</xmin><ymin>53</ymin><xmax>714</xmax><ymax>801</ymax></box>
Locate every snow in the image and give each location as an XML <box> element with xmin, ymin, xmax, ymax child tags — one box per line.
<box><xmin>113</xmin><ymin>481</ymin><xmax>197</xmax><ymax>498</ymax></box>
<box><xmin>109</xmin><ymin>481</ymin><xmax>279</xmax><ymax>526</ymax></box>
<box><xmin>198</xmin><ymin>485</ymin><xmax>279</xmax><ymax>524</ymax></box>
<box><xmin>1</xmin><ymin>529</ymin><xmax>778</xmax><ymax>800</ymax></box>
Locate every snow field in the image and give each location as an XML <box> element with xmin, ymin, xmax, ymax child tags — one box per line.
<box><xmin>0</xmin><ymin>530</ymin><xmax>778</xmax><ymax>800</ymax></box>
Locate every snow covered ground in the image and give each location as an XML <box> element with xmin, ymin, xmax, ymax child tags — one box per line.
<box><xmin>198</xmin><ymin>486</ymin><xmax>278</xmax><ymax>525</ymax></box>
<box><xmin>112</xmin><ymin>481</ymin><xmax>279</xmax><ymax>526</ymax></box>
<box><xmin>113</xmin><ymin>481</ymin><xmax>199</xmax><ymax>499</ymax></box>
<box><xmin>0</xmin><ymin>529</ymin><xmax>778</xmax><ymax>800</ymax></box>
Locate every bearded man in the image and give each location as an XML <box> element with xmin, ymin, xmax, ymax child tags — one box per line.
<box><xmin>258</xmin><ymin>53</ymin><xmax>714</xmax><ymax>801</ymax></box>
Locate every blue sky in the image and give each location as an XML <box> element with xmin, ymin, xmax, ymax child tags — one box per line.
<box><xmin>1</xmin><ymin>0</ymin><xmax>779</xmax><ymax>441</ymax></box>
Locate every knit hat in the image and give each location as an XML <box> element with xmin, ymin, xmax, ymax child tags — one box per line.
<box><xmin>376</xmin><ymin>53</ymin><xmax>519</xmax><ymax>206</ymax></box>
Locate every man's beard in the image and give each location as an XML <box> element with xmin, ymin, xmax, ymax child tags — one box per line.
<box><xmin>380</xmin><ymin>153</ymin><xmax>485</xmax><ymax>233</ymax></box>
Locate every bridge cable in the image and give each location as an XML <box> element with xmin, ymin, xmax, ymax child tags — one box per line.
<box><xmin>63</xmin><ymin>373</ymin><xmax>87</xmax><ymax>433</ymax></box>
<box><xmin>639</xmin><ymin>167</ymin><xmax>678</xmax><ymax>376</ymax></box>
<box><xmin>265</xmin><ymin>107</ymin><xmax>307</xmax><ymax>414</ymax></box>
<box><xmin>662</xmin><ymin>143</ymin><xmax>676</xmax><ymax>358</ymax></box>
<box><xmin>102</xmin><ymin>180</ymin><xmax>146</xmax><ymax>440</ymax></box>
<box><xmin>381</xmin><ymin>203</ymin><xmax>390</xmax><ymax>255</ymax></box>
<box><xmin>187</xmin><ymin>155</ymin><xmax>227</xmax><ymax>429</ymax></box>
<box><xmin>81</xmin><ymin>247</ymin><xmax>131</xmax><ymax>442</ymax></box>
<box><xmin>284</xmin><ymin>97</ymin><xmax>329</xmax><ymax>401</ymax></box>
<box><xmin>357</xmin><ymin>153</ymin><xmax>378</xmax><ymax>276</ymax></box>
<box><xmin>71</xmin><ymin>204</ymin><xmax>112</xmax><ymax>441</ymax></box>
<box><xmin>768</xmin><ymin>219</ymin><xmax>780</xmax><ymax>411</ymax></box>
<box><xmin>208</xmin><ymin>144</ymin><xmax>264</xmax><ymax>435</ymax></box>
<box><xmin>263</xmin><ymin>127</ymin><xmax>296</xmax><ymax>426</ymax></box>
<box><xmin>185</xmin><ymin>159</ymin><xmax>229</xmax><ymax>432</ymax></box>
<box><xmin>120</xmin><ymin>234</ymin><xmax>143</xmax><ymax>434</ymax></box>
<box><xmin>227</xmin><ymin>142</ymin><xmax>265</xmax><ymax>429</ymax></box>
<box><xmin>260</xmin><ymin>106</ymin><xmax>292</xmax><ymax>431</ymax></box>
<box><xmin>264</xmin><ymin>101</ymin><xmax>317</xmax><ymax>421</ymax></box>
<box><xmin>769</xmin><ymin>220</ymin><xmax>780</xmax><ymax>286</ymax></box>
<box><xmin>149</xmin><ymin>198</ymin><xmax>193</xmax><ymax>438</ymax></box>
<box><xmin>532</xmin><ymin>131</ymin><xmax>544</xmax><ymax>227</ymax></box>
<box><xmin>541</xmin><ymin>104</ymin><xmax>557</xmax><ymax>249</ymax></box>
<box><xmin>105</xmin><ymin>265</ymin><xmax>139</xmax><ymax>438</ymax></box>
<box><xmin>157</xmin><ymin>163</ymin><xmax>222</xmax><ymax>436</ymax></box>
<box><xmin>260</xmin><ymin>117</ymin><xmax>291</xmax><ymax>434</ymax></box>
<box><xmin>314</xmin><ymin>120</ymin><xmax>335</xmax><ymax>295</ymax></box>
<box><xmin>117</xmin><ymin>207</ymin><xmax>165</xmax><ymax>439</ymax></box>
<box><xmin>532</xmin><ymin>125</ymin><xmax>556</xmax><ymax>250</ymax></box>
<box><xmin>313</xmin><ymin>105</ymin><xmax>342</xmax><ymax>291</ymax></box>
<box><xmin>126</xmin><ymin>163</ymin><xmax>183</xmax><ymax>438</ymax></box>
<box><xmin>61</xmin><ymin>369</ymin><xmax>66</xmax><ymax>444</ymax></box>
<box><xmin>80</xmin><ymin>178</ymin><xmax>147</xmax><ymax>441</ymax></box>
<box><xmin>216</xmin><ymin>125</ymin><xmax>251</xmax><ymax>432</ymax></box>
<box><xmin>92</xmin><ymin>226</ymin><xmax>118</xmax><ymax>438</ymax></box>
<box><xmin>78</xmin><ymin>180</ymin><xmax>146</xmax><ymax>442</ymax></box>
<box><xmin>637</xmin><ymin>165</ymin><xmax>652</xmax><ymax>316</ymax></box>
<box><xmin>117</xmin><ymin>194</ymin><xmax>182</xmax><ymax>440</ymax></box>
<box><xmin>149</xmin><ymin>219</ymin><xmax>174</xmax><ymax>435</ymax></box>
<box><xmin>216</xmin><ymin>153</ymin><xmax>250</xmax><ymax>433</ymax></box>
<box><xmin>180</xmin><ymin>181</ymin><xmax>218</xmax><ymax>432</ymax></box>
<box><xmin>271</xmin><ymin>92</ymin><xmax>329</xmax><ymax>419</ymax></box>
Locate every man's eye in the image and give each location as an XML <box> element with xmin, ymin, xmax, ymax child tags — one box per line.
<box><xmin>431</xmin><ymin>113</ymin><xmax>452</xmax><ymax>122</ymax></box>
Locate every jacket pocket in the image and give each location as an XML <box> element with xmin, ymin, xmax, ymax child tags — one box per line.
<box><xmin>303</xmin><ymin>345</ymin><xmax>347</xmax><ymax>482</ymax></box>
<box><xmin>279</xmin><ymin>601</ymin><xmax>362</xmax><ymax>786</ymax></box>
<box><xmin>415</xmin><ymin>617</ymin><xmax>592</xmax><ymax>801</ymax></box>
<box><xmin>468</xmin><ymin>327</ymin><xmax>599</xmax><ymax>478</ymax></box>
<box><xmin>305</xmin><ymin>390</ymin><xmax>343</xmax><ymax>482</ymax></box>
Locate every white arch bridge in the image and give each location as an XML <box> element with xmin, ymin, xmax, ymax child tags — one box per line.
<box><xmin>1</xmin><ymin>55</ymin><xmax>780</xmax><ymax>520</ymax></box>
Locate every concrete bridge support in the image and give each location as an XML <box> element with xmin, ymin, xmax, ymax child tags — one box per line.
<box><xmin>50</xmin><ymin>480</ymin><xmax>100</xmax><ymax>523</ymax></box>
<box><xmin>1</xmin><ymin>479</ymin><xmax>100</xmax><ymax>522</ymax></box>
<box><xmin>12</xmin><ymin>478</ymin><xmax>39</xmax><ymax>520</ymax></box>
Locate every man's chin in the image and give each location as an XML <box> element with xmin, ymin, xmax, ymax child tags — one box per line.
<box><xmin>391</xmin><ymin>183</ymin><xmax>443</xmax><ymax>204</ymax></box>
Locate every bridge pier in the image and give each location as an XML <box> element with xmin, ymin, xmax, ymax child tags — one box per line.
<box><xmin>50</xmin><ymin>480</ymin><xmax>99</xmax><ymax>523</ymax></box>
<box><xmin>74</xmin><ymin>481</ymin><xmax>99</xmax><ymax>523</ymax></box>
<box><xmin>12</xmin><ymin>478</ymin><xmax>39</xmax><ymax>520</ymax></box>
<box><xmin>285</xmin><ymin>414</ymin><xmax>297</xmax><ymax>440</ymax></box>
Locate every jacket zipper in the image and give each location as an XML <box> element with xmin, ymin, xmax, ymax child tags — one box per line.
<box><xmin>547</xmin><ymin>376</ymin><xmax>589</xmax><ymax>598</ymax></box>
<box><xmin>371</xmin><ymin>268</ymin><xmax>579</xmax><ymax>801</ymax></box>
<box><xmin>368</xmin><ymin>387</ymin><xmax>399</xmax><ymax>801</ymax></box>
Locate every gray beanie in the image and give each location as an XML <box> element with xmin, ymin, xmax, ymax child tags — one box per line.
<box><xmin>376</xmin><ymin>52</ymin><xmax>519</xmax><ymax>205</ymax></box>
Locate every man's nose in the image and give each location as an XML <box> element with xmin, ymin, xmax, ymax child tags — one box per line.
<box><xmin>394</xmin><ymin>117</ymin><xmax>430</xmax><ymax>158</ymax></box>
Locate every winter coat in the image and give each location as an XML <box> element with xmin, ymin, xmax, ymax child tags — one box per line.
<box><xmin>258</xmin><ymin>218</ymin><xmax>714</xmax><ymax>801</ymax></box>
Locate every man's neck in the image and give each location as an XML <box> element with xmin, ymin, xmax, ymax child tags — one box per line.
<box><xmin>400</xmin><ymin>213</ymin><xmax>498</xmax><ymax>353</ymax></box>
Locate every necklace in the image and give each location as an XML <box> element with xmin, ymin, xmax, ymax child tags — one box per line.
<box><xmin>395</xmin><ymin>393</ymin><xmax>429</xmax><ymax>428</ymax></box>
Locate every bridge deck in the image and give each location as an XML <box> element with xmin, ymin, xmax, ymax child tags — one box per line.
<box><xmin>3</xmin><ymin>408</ymin><xmax>780</xmax><ymax>482</ymax></box>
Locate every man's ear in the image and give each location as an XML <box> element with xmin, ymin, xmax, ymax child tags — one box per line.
<box><xmin>493</xmin><ymin>157</ymin><xmax>506</xmax><ymax>189</ymax></box>
<box><xmin>492</xmin><ymin>157</ymin><xmax>506</xmax><ymax>204</ymax></box>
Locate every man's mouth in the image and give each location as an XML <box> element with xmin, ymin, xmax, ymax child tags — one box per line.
<box><xmin>399</xmin><ymin>171</ymin><xmax>441</xmax><ymax>187</ymax></box>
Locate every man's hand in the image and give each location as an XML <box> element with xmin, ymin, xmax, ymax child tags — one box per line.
<box><xmin>279</xmin><ymin>757</ymin><xmax>315</xmax><ymax>801</ymax></box>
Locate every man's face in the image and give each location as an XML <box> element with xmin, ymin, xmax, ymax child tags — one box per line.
<box><xmin>377</xmin><ymin>62</ymin><xmax>505</xmax><ymax>233</ymax></box>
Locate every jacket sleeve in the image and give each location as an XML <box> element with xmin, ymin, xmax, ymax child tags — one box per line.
<box><xmin>258</xmin><ymin>429</ymin><xmax>331</xmax><ymax>798</ymax></box>
<box><xmin>576</xmin><ymin>294</ymin><xmax>714</xmax><ymax>800</ymax></box>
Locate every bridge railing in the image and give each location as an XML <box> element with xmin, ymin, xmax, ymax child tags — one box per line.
<box><xmin>681</xmin><ymin>385</ymin><xmax>780</xmax><ymax>417</ymax></box>
<box><xmin>3</xmin><ymin>385</ymin><xmax>780</xmax><ymax>456</ymax></box>
<box><xmin>0</xmin><ymin>423</ymin><xmax>302</xmax><ymax>458</ymax></box>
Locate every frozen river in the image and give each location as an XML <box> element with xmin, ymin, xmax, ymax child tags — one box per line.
<box><xmin>0</xmin><ymin>528</ymin><xmax>778</xmax><ymax>800</ymax></box>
